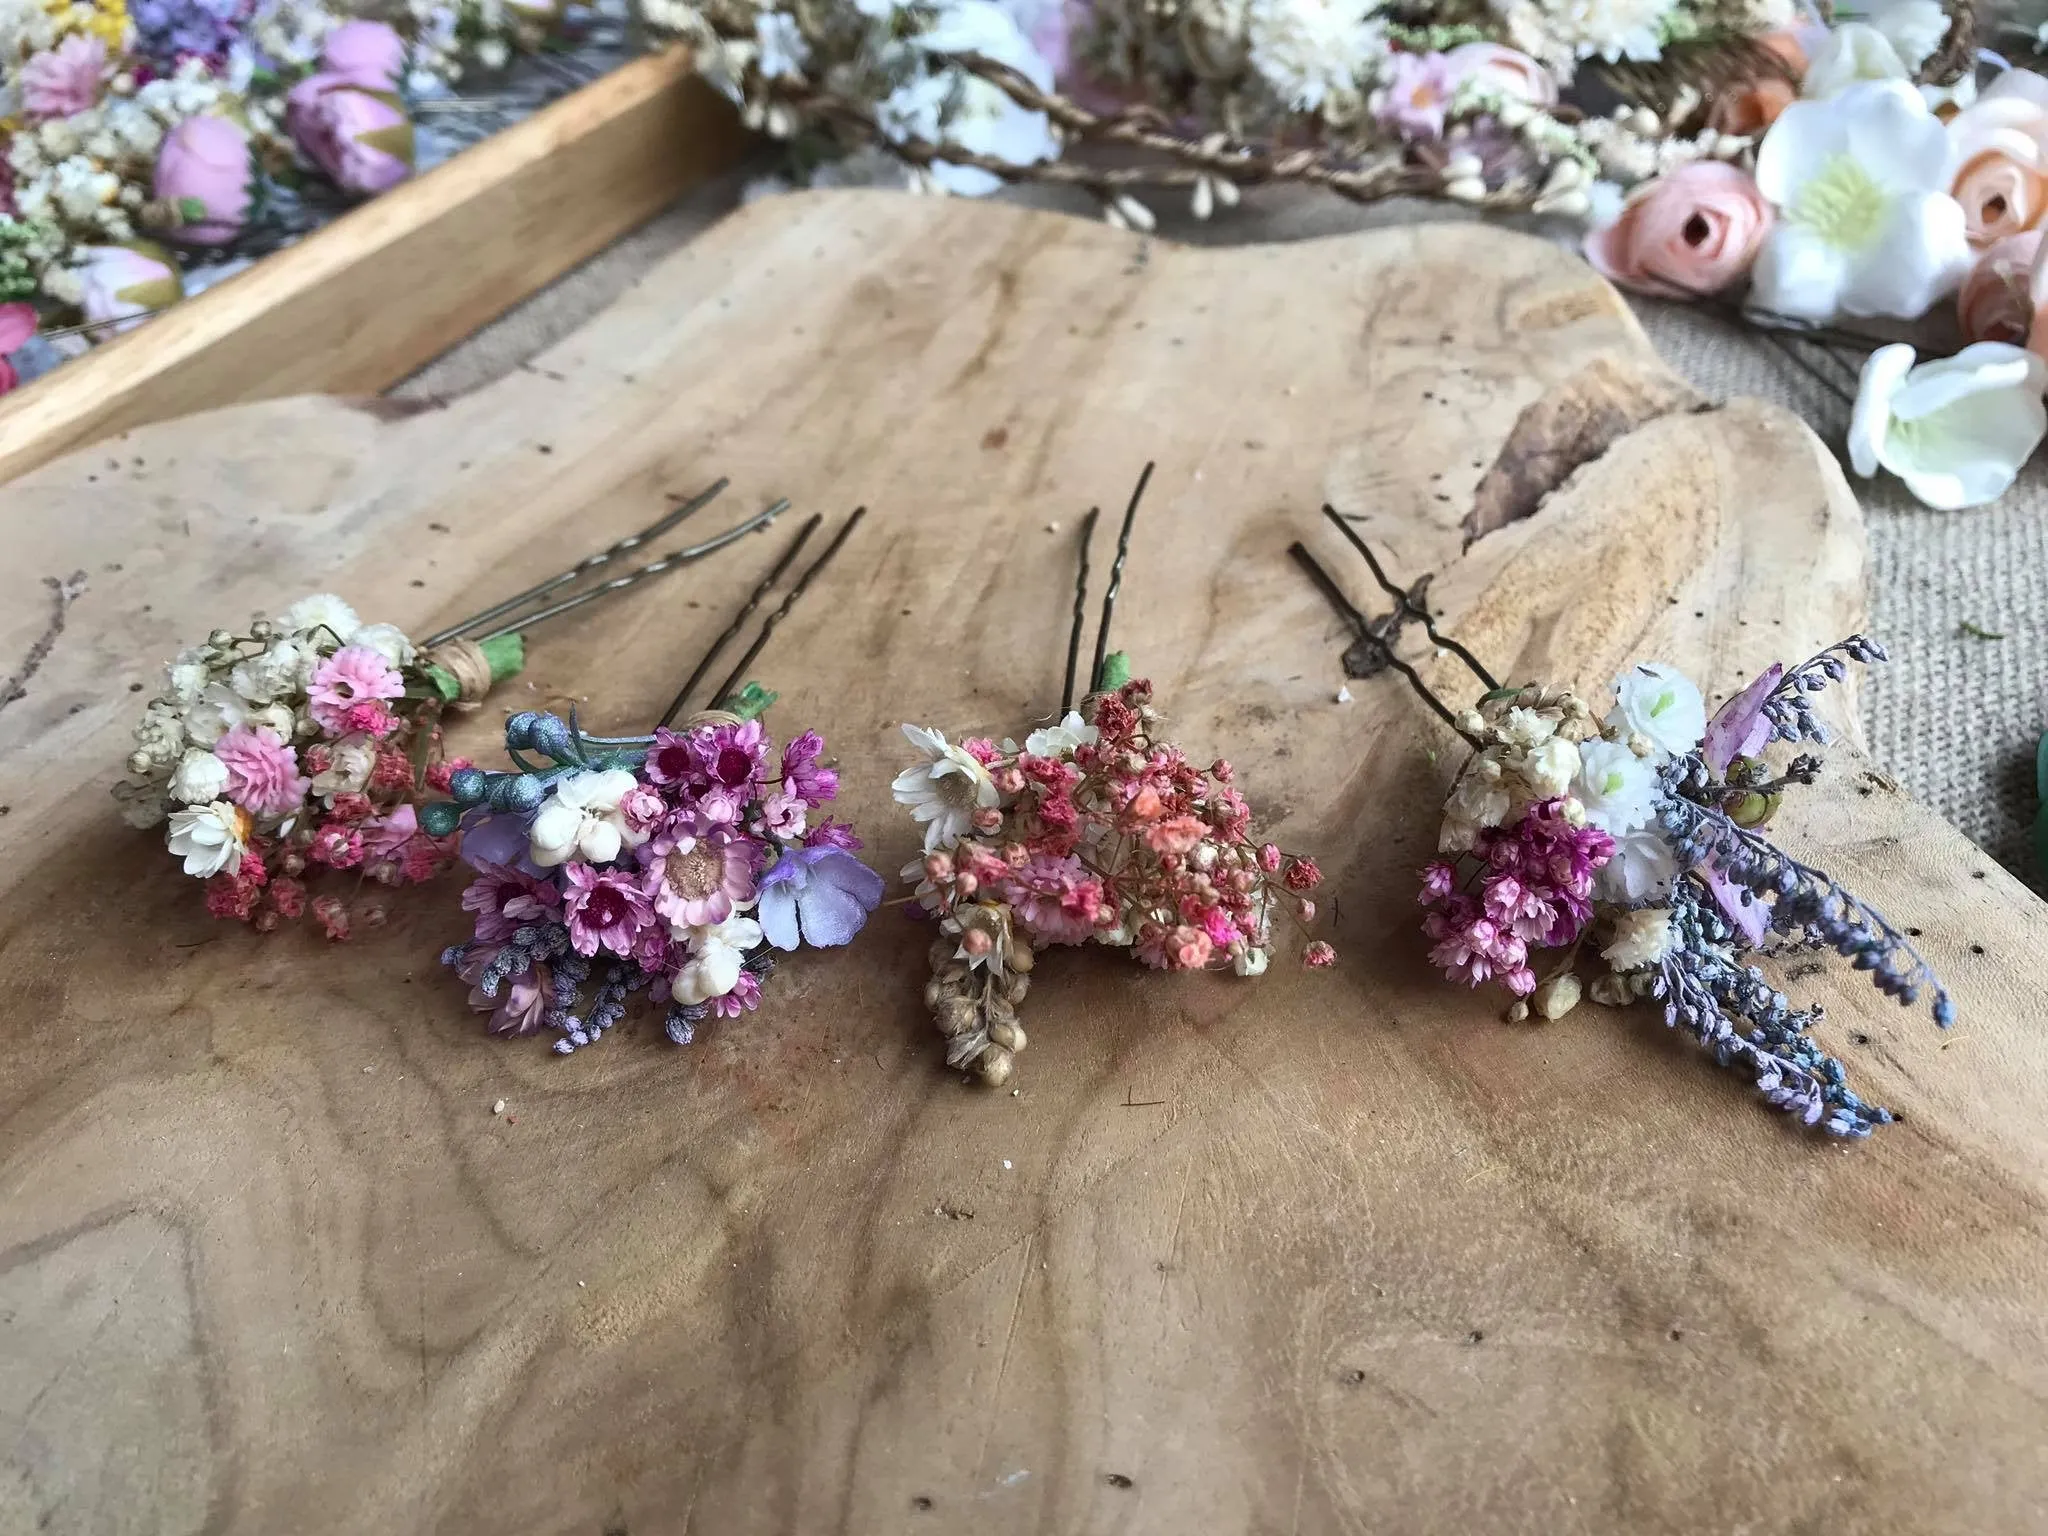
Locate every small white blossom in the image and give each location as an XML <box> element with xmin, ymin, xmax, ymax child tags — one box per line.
<box><xmin>1849</xmin><ymin>342</ymin><xmax>2048</xmax><ymax>510</ymax></box>
<box><xmin>1596</xmin><ymin>827</ymin><xmax>1678</xmax><ymax>903</ymax></box>
<box><xmin>350</xmin><ymin>623</ymin><xmax>416</xmax><ymax>668</ymax></box>
<box><xmin>1603</xmin><ymin>905</ymin><xmax>1676</xmax><ymax>970</ymax></box>
<box><xmin>1607</xmin><ymin>662</ymin><xmax>1705</xmax><ymax>758</ymax></box>
<box><xmin>674</xmin><ymin>914</ymin><xmax>766</xmax><ymax>1003</ymax></box>
<box><xmin>529</xmin><ymin>769</ymin><xmax>648</xmax><ymax>867</ymax></box>
<box><xmin>1573</xmin><ymin>738</ymin><xmax>1660</xmax><ymax>834</ymax></box>
<box><xmin>167</xmin><ymin>748</ymin><xmax>230</xmax><ymax>805</ymax></box>
<box><xmin>165</xmin><ymin>800</ymin><xmax>248</xmax><ymax>878</ymax></box>
<box><xmin>1023</xmin><ymin>711</ymin><xmax>1099</xmax><ymax>757</ymax></box>
<box><xmin>894</xmin><ymin>725</ymin><xmax>999</xmax><ymax>850</ymax></box>
<box><xmin>1517</xmin><ymin>736</ymin><xmax>1581</xmax><ymax>799</ymax></box>
<box><xmin>278</xmin><ymin>593</ymin><xmax>361</xmax><ymax>644</ymax></box>
<box><xmin>753</xmin><ymin>11</ymin><xmax>809</xmax><ymax>80</ymax></box>
<box><xmin>229</xmin><ymin>640</ymin><xmax>310</xmax><ymax>704</ymax></box>
<box><xmin>1247</xmin><ymin>0</ymin><xmax>1384</xmax><ymax>116</ymax></box>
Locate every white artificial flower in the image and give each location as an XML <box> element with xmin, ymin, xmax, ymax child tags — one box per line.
<box><xmin>1023</xmin><ymin>711</ymin><xmax>1099</xmax><ymax>757</ymax></box>
<box><xmin>182</xmin><ymin>682</ymin><xmax>251</xmax><ymax>745</ymax></box>
<box><xmin>165</xmin><ymin>800</ymin><xmax>248</xmax><ymax>877</ymax></box>
<box><xmin>1799</xmin><ymin>22</ymin><xmax>1910</xmax><ymax>100</ymax></box>
<box><xmin>673</xmin><ymin>913</ymin><xmax>766</xmax><ymax>1003</ymax></box>
<box><xmin>350</xmin><ymin>623</ymin><xmax>415</xmax><ymax>668</ymax></box>
<box><xmin>1868</xmin><ymin>0</ymin><xmax>1949</xmax><ymax>74</ymax></box>
<box><xmin>1607</xmin><ymin>662</ymin><xmax>1705</xmax><ymax>757</ymax></box>
<box><xmin>893</xmin><ymin>724</ymin><xmax>998</xmax><ymax>851</ymax></box>
<box><xmin>1572</xmin><ymin>738</ymin><xmax>1660</xmax><ymax>834</ymax></box>
<box><xmin>1603</xmin><ymin>905</ymin><xmax>1677</xmax><ymax>971</ymax></box>
<box><xmin>1750</xmin><ymin>80</ymin><xmax>1972</xmax><ymax>322</ymax></box>
<box><xmin>1596</xmin><ymin>827</ymin><xmax>1679</xmax><ymax>903</ymax></box>
<box><xmin>1848</xmin><ymin>341</ymin><xmax>2048</xmax><ymax>509</ymax></box>
<box><xmin>228</xmin><ymin>640</ymin><xmax>309</xmax><ymax>704</ymax></box>
<box><xmin>277</xmin><ymin>593</ymin><xmax>360</xmax><ymax>643</ymax></box>
<box><xmin>311</xmin><ymin>736</ymin><xmax>377</xmax><ymax>799</ymax></box>
<box><xmin>1247</xmin><ymin>0</ymin><xmax>1384</xmax><ymax>114</ymax></box>
<box><xmin>528</xmin><ymin>768</ymin><xmax>647</xmax><ymax>867</ymax></box>
<box><xmin>1518</xmin><ymin>736</ymin><xmax>1581</xmax><ymax>799</ymax></box>
<box><xmin>1233</xmin><ymin>945</ymin><xmax>1271</xmax><ymax>977</ymax></box>
<box><xmin>167</xmin><ymin>748</ymin><xmax>230</xmax><ymax>805</ymax></box>
<box><xmin>753</xmin><ymin>10</ymin><xmax>807</xmax><ymax>79</ymax></box>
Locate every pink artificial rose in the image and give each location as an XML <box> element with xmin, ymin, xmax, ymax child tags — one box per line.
<box><xmin>1583</xmin><ymin>162</ymin><xmax>1773</xmax><ymax>299</ymax></box>
<box><xmin>0</xmin><ymin>302</ymin><xmax>37</xmax><ymax>396</ymax></box>
<box><xmin>73</xmin><ymin>242</ymin><xmax>184</xmax><ymax>335</ymax></box>
<box><xmin>321</xmin><ymin>19</ymin><xmax>406</xmax><ymax>89</ymax></box>
<box><xmin>154</xmin><ymin>115</ymin><xmax>253</xmax><ymax>247</ymax></box>
<box><xmin>1443</xmin><ymin>42</ymin><xmax>1556</xmax><ymax>108</ymax></box>
<box><xmin>1956</xmin><ymin>231</ymin><xmax>2045</xmax><ymax>347</ymax></box>
<box><xmin>1376</xmin><ymin>51</ymin><xmax>1458</xmax><ymax>140</ymax></box>
<box><xmin>286</xmin><ymin>73</ymin><xmax>415</xmax><ymax>196</ymax></box>
<box><xmin>20</xmin><ymin>35</ymin><xmax>108</xmax><ymax>120</ymax></box>
<box><xmin>1947</xmin><ymin>68</ymin><xmax>2048</xmax><ymax>249</ymax></box>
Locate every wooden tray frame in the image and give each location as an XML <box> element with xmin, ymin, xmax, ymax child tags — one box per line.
<box><xmin>0</xmin><ymin>47</ymin><xmax>750</xmax><ymax>486</ymax></box>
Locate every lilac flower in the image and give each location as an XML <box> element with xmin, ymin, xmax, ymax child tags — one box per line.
<box><xmin>804</xmin><ymin>818</ymin><xmax>865</xmax><ymax>852</ymax></box>
<box><xmin>644</xmin><ymin>830</ymin><xmax>759</xmax><ymax>930</ymax></box>
<box><xmin>781</xmin><ymin>729</ymin><xmax>840</xmax><ymax>805</ymax></box>
<box><xmin>756</xmin><ymin>846</ymin><xmax>884</xmax><ymax>949</ymax></box>
<box><xmin>1375</xmin><ymin>51</ymin><xmax>1458</xmax><ymax>140</ymax></box>
<box><xmin>711</xmin><ymin>971</ymin><xmax>762</xmax><ymax>1019</ymax></box>
<box><xmin>1702</xmin><ymin>663</ymin><xmax>1782</xmax><ymax>774</ymax></box>
<box><xmin>561</xmin><ymin>862</ymin><xmax>655</xmax><ymax>958</ymax></box>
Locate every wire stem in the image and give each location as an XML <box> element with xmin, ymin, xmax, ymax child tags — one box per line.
<box><xmin>1061</xmin><ymin>507</ymin><xmax>1101</xmax><ymax>715</ymax></box>
<box><xmin>1319</xmin><ymin>508</ymin><xmax>1498</xmax><ymax>690</ymax></box>
<box><xmin>707</xmin><ymin>508</ymin><xmax>868</xmax><ymax>708</ymax></box>
<box><xmin>659</xmin><ymin>514</ymin><xmax>823</xmax><ymax>727</ymax></box>
<box><xmin>1090</xmin><ymin>462</ymin><xmax>1152</xmax><ymax>691</ymax></box>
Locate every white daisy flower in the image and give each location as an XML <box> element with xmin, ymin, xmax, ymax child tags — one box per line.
<box><xmin>893</xmin><ymin>724</ymin><xmax>998</xmax><ymax>851</ymax></box>
<box><xmin>166</xmin><ymin>800</ymin><xmax>249</xmax><ymax>878</ymax></box>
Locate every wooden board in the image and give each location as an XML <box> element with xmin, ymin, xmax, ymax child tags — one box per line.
<box><xmin>1</xmin><ymin>193</ymin><xmax>2043</xmax><ymax>1534</ymax></box>
<box><xmin>0</xmin><ymin>47</ymin><xmax>751</xmax><ymax>488</ymax></box>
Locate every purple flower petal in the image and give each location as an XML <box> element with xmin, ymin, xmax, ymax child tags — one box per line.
<box><xmin>1701</xmin><ymin>857</ymin><xmax>1769</xmax><ymax>946</ymax></box>
<box><xmin>1702</xmin><ymin>663</ymin><xmax>1782</xmax><ymax>774</ymax></box>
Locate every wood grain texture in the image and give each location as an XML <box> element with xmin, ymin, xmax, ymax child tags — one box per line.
<box><xmin>0</xmin><ymin>47</ymin><xmax>751</xmax><ymax>488</ymax></box>
<box><xmin>1</xmin><ymin>193</ymin><xmax>2044</xmax><ymax>1535</ymax></box>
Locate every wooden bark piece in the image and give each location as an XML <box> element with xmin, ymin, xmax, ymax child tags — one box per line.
<box><xmin>0</xmin><ymin>195</ymin><xmax>2042</xmax><ymax>1535</ymax></box>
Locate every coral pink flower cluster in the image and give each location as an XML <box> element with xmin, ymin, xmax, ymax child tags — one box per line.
<box><xmin>898</xmin><ymin>678</ymin><xmax>1333</xmax><ymax>976</ymax></box>
<box><xmin>1419</xmin><ymin>800</ymin><xmax>1615</xmax><ymax>995</ymax></box>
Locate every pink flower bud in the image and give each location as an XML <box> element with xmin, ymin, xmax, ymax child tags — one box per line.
<box><xmin>287</xmin><ymin>73</ymin><xmax>415</xmax><ymax>196</ymax></box>
<box><xmin>321</xmin><ymin>19</ymin><xmax>406</xmax><ymax>89</ymax></box>
<box><xmin>961</xmin><ymin>928</ymin><xmax>993</xmax><ymax>956</ymax></box>
<box><xmin>153</xmin><ymin>115</ymin><xmax>252</xmax><ymax>246</ymax></box>
<box><xmin>73</xmin><ymin>242</ymin><xmax>183</xmax><ymax>335</ymax></box>
<box><xmin>971</xmin><ymin>806</ymin><xmax>1003</xmax><ymax>833</ymax></box>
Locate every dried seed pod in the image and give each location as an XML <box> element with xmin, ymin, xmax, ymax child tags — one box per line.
<box><xmin>989</xmin><ymin>1019</ymin><xmax>1027</xmax><ymax>1052</ymax></box>
<box><xmin>976</xmin><ymin>1046</ymin><xmax>1014</xmax><ymax>1088</ymax></box>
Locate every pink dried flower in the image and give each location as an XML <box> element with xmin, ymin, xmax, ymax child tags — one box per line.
<box><xmin>341</xmin><ymin>699</ymin><xmax>399</xmax><ymax>737</ymax></box>
<box><xmin>1201</xmin><ymin>906</ymin><xmax>1241</xmax><ymax>947</ymax></box>
<box><xmin>1375</xmin><ymin>49</ymin><xmax>1457</xmax><ymax>139</ymax></box>
<box><xmin>1143</xmin><ymin>814</ymin><xmax>1207</xmax><ymax>855</ymax></box>
<box><xmin>781</xmin><ymin>729</ymin><xmax>839</xmax><ymax>805</ymax></box>
<box><xmin>962</xmin><ymin>737</ymin><xmax>1002</xmax><ymax>765</ymax></box>
<box><xmin>561</xmin><ymin>862</ymin><xmax>655</xmax><ymax>959</ymax></box>
<box><xmin>711</xmin><ymin>970</ymin><xmax>762</xmax><ymax>1019</ymax></box>
<box><xmin>270</xmin><ymin>877</ymin><xmax>306</xmax><ymax>919</ymax></box>
<box><xmin>308</xmin><ymin>645</ymin><xmax>404</xmax><ymax>735</ymax></box>
<box><xmin>309</xmin><ymin>824</ymin><xmax>364</xmax><ymax>868</ymax></box>
<box><xmin>757</xmin><ymin>790</ymin><xmax>807</xmax><ymax>839</ymax></box>
<box><xmin>644</xmin><ymin>831</ymin><xmax>759</xmax><ymax>929</ymax></box>
<box><xmin>311</xmin><ymin>894</ymin><xmax>351</xmax><ymax>940</ymax></box>
<box><xmin>21</xmin><ymin>36</ymin><xmax>108</xmax><ymax>120</ymax></box>
<box><xmin>1169</xmin><ymin>925</ymin><xmax>1213</xmax><ymax>969</ymax></box>
<box><xmin>1259</xmin><ymin>842</ymin><xmax>1283</xmax><ymax>873</ymax></box>
<box><xmin>642</xmin><ymin>726</ymin><xmax>696</xmax><ymax>786</ymax></box>
<box><xmin>214</xmin><ymin>725</ymin><xmax>310</xmax><ymax>819</ymax></box>
<box><xmin>327</xmin><ymin>792</ymin><xmax>373</xmax><ymax>823</ymax></box>
<box><xmin>1303</xmin><ymin>940</ymin><xmax>1338</xmax><ymax>968</ymax></box>
<box><xmin>1000</xmin><ymin>852</ymin><xmax>1101</xmax><ymax>946</ymax></box>
<box><xmin>618</xmin><ymin>783</ymin><xmax>668</xmax><ymax>837</ymax></box>
<box><xmin>1282</xmin><ymin>856</ymin><xmax>1322</xmax><ymax>892</ymax></box>
<box><xmin>362</xmin><ymin>803</ymin><xmax>420</xmax><ymax>860</ymax></box>
<box><xmin>687</xmin><ymin>718</ymin><xmax>770</xmax><ymax>799</ymax></box>
<box><xmin>804</xmin><ymin>818</ymin><xmax>863</xmax><ymax>852</ymax></box>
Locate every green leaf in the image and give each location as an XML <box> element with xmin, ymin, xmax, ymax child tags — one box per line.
<box><xmin>1959</xmin><ymin>619</ymin><xmax>2006</xmax><ymax>640</ymax></box>
<box><xmin>177</xmin><ymin>196</ymin><xmax>208</xmax><ymax>223</ymax></box>
<box><xmin>721</xmin><ymin>681</ymin><xmax>778</xmax><ymax>720</ymax></box>
<box><xmin>1094</xmin><ymin>651</ymin><xmax>1132</xmax><ymax>692</ymax></box>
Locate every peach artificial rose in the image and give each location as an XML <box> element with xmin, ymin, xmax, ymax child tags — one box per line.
<box><xmin>1583</xmin><ymin>161</ymin><xmax>1774</xmax><ymax>299</ymax></box>
<box><xmin>1956</xmin><ymin>231</ymin><xmax>2042</xmax><ymax>345</ymax></box>
<box><xmin>1947</xmin><ymin>68</ymin><xmax>2048</xmax><ymax>247</ymax></box>
<box><xmin>1708</xmin><ymin>30</ymin><xmax>1806</xmax><ymax>138</ymax></box>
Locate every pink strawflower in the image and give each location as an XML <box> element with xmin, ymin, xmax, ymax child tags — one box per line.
<box><xmin>962</xmin><ymin>736</ymin><xmax>1002</xmax><ymax>765</ymax></box>
<box><xmin>561</xmin><ymin>861</ymin><xmax>655</xmax><ymax>958</ymax></box>
<box><xmin>1419</xmin><ymin>861</ymin><xmax>1458</xmax><ymax>905</ymax></box>
<box><xmin>21</xmin><ymin>37</ymin><xmax>108</xmax><ymax>120</ymax></box>
<box><xmin>309</xmin><ymin>824</ymin><xmax>364</xmax><ymax>868</ymax></box>
<box><xmin>362</xmin><ymin>803</ymin><xmax>419</xmax><ymax>859</ymax></box>
<box><xmin>1201</xmin><ymin>906</ymin><xmax>1240</xmax><ymax>947</ymax></box>
<box><xmin>757</xmin><ymin>789</ymin><xmax>806</xmax><ymax>839</ymax></box>
<box><xmin>1303</xmin><ymin>941</ymin><xmax>1338</xmax><ymax>968</ymax></box>
<box><xmin>1000</xmin><ymin>852</ymin><xmax>1100</xmax><ymax>946</ymax></box>
<box><xmin>399</xmin><ymin>836</ymin><xmax>448</xmax><ymax>884</ymax></box>
<box><xmin>781</xmin><ymin>729</ymin><xmax>839</xmax><ymax>805</ymax></box>
<box><xmin>687</xmin><ymin>718</ymin><xmax>770</xmax><ymax>799</ymax></box>
<box><xmin>710</xmin><ymin>969</ymin><xmax>762</xmax><ymax>1019</ymax></box>
<box><xmin>644</xmin><ymin>831</ymin><xmax>759</xmax><ymax>929</ymax></box>
<box><xmin>618</xmin><ymin>782</ymin><xmax>667</xmax><ymax>838</ymax></box>
<box><xmin>214</xmin><ymin>725</ymin><xmax>310</xmax><ymax>819</ymax></box>
<box><xmin>308</xmin><ymin>645</ymin><xmax>404</xmax><ymax>734</ymax></box>
<box><xmin>642</xmin><ymin>726</ymin><xmax>696</xmax><ymax>786</ymax></box>
<box><xmin>270</xmin><ymin>877</ymin><xmax>306</xmax><ymax>919</ymax></box>
<box><xmin>804</xmin><ymin>818</ymin><xmax>863</xmax><ymax>852</ymax></box>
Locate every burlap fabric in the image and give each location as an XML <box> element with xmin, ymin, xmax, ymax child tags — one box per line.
<box><xmin>396</xmin><ymin>171</ymin><xmax>2048</xmax><ymax>891</ymax></box>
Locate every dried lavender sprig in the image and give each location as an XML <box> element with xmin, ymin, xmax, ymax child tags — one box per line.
<box><xmin>1656</xmin><ymin>785</ymin><xmax>1953</xmax><ymax>1027</ymax></box>
<box><xmin>1760</xmin><ymin>635</ymin><xmax>1886</xmax><ymax>748</ymax></box>
<box><xmin>1654</xmin><ymin>884</ymin><xmax>1891</xmax><ymax>1137</ymax></box>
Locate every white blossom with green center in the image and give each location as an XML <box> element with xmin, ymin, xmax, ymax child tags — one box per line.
<box><xmin>1849</xmin><ymin>342</ymin><xmax>2048</xmax><ymax>510</ymax></box>
<box><xmin>1751</xmin><ymin>79</ymin><xmax>1971</xmax><ymax>322</ymax></box>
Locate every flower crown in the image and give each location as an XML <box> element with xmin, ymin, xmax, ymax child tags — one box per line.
<box><xmin>437</xmin><ymin>507</ymin><xmax>877</xmax><ymax>1053</ymax></box>
<box><xmin>899</xmin><ymin>467</ymin><xmax>1333</xmax><ymax>1088</ymax></box>
<box><xmin>1297</xmin><ymin>512</ymin><xmax>1949</xmax><ymax>1139</ymax></box>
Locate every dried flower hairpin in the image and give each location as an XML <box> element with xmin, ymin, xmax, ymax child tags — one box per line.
<box><xmin>114</xmin><ymin>479</ymin><xmax>786</xmax><ymax>938</ymax></box>
<box><xmin>1295</xmin><ymin>507</ymin><xmax>1951</xmax><ymax>1139</ymax></box>
<box><xmin>437</xmin><ymin>508</ymin><xmax>884</xmax><ymax>1054</ymax></box>
<box><xmin>896</xmin><ymin>465</ymin><xmax>1334</xmax><ymax>1089</ymax></box>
